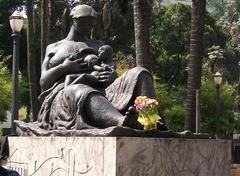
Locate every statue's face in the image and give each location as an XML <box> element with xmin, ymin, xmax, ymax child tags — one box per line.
<box><xmin>73</xmin><ymin>17</ymin><xmax>95</xmax><ymax>34</ymax></box>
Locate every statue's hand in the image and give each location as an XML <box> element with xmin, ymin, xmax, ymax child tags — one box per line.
<box><xmin>98</xmin><ymin>70</ymin><xmax>116</xmax><ymax>85</ymax></box>
<box><xmin>63</xmin><ymin>56</ymin><xmax>88</xmax><ymax>73</ymax></box>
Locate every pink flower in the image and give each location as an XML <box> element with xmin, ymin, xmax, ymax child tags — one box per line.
<box><xmin>135</xmin><ymin>103</ymin><xmax>146</xmax><ymax>111</ymax></box>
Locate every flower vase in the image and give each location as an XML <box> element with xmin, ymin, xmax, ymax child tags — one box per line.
<box><xmin>143</xmin><ymin>122</ymin><xmax>157</xmax><ymax>130</ymax></box>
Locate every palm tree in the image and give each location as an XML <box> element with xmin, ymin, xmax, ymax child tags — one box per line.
<box><xmin>26</xmin><ymin>0</ymin><xmax>39</xmax><ymax>121</ymax></box>
<box><xmin>40</xmin><ymin>0</ymin><xmax>50</xmax><ymax>63</ymax></box>
<box><xmin>133</xmin><ymin>0</ymin><xmax>152</xmax><ymax>70</ymax></box>
<box><xmin>185</xmin><ymin>0</ymin><xmax>206</xmax><ymax>131</ymax></box>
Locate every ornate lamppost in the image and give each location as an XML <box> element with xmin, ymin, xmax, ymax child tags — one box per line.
<box><xmin>9</xmin><ymin>10</ymin><xmax>23</xmax><ymax>134</ymax></box>
<box><xmin>214</xmin><ymin>71</ymin><xmax>222</xmax><ymax>139</ymax></box>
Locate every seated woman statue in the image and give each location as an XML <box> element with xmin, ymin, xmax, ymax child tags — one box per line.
<box><xmin>38</xmin><ymin>4</ymin><xmax>166</xmax><ymax>130</ymax></box>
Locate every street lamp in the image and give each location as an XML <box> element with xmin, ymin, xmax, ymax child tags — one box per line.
<box><xmin>9</xmin><ymin>10</ymin><xmax>23</xmax><ymax>134</ymax></box>
<box><xmin>214</xmin><ymin>71</ymin><xmax>223</xmax><ymax>139</ymax></box>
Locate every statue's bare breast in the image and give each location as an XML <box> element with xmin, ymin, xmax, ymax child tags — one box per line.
<box><xmin>48</xmin><ymin>40</ymin><xmax>102</xmax><ymax>68</ymax></box>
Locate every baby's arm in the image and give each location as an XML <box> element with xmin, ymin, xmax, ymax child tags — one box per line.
<box><xmin>64</xmin><ymin>74</ymin><xmax>81</xmax><ymax>87</ymax></box>
<box><xmin>93</xmin><ymin>64</ymin><xmax>105</xmax><ymax>72</ymax></box>
<box><xmin>70</xmin><ymin>73</ymin><xmax>99</xmax><ymax>87</ymax></box>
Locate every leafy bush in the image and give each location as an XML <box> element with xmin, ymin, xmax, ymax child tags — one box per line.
<box><xmin>114</xmin><ymin>52</ymin><xmax>135</xmax><ymax>76</ymax></box>
<box><xmin>0</xmin><ymin>60</ymin><xmax>11</xmax><ymax>121</ymax></box>
<box><xmin>154</xmin><ymin>77</ymin><xmax>186</xmax><ymax>131</ymax></box>
<box><xmin>163</xmin><ymin>105</ymin><xmax>185</xmax><ymax>132</ymax></box>
<box><xmin>200</xmin><ymin>79</ymin><xmax>236</xmax><ymax>138</ymax></box>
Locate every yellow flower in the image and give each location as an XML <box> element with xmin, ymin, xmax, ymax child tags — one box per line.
<box><xmin>146</xmin><ymin>98</ymin><xmax>159</xmax><ymax>108</ymax></box>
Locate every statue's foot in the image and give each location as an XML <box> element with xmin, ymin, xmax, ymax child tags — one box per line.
<box><xmin>122</xmin><ymin>106</ymin><xmax>143</xmax><ymax>130</ymax></box>
<box><xmin>156</xmin><ymin>118</ymin><xmax>168</xmax><ymax>131</ymax></box>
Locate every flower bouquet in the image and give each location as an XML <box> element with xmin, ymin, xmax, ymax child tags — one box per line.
<box><xmin>134</xmin><ymin>96</ymin><xmax>161</xmax><ymax>130</ymax></box>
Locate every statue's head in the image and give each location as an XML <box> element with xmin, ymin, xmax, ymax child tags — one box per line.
<box><xmin>70</xmin><ymin>5</ymin><xmax>96</xmax><ymax>34</ymax></box>
<box><xmin>70</xmin><ymin>4</ymin><xmax>96</xmax><ymax>19</ymax></box>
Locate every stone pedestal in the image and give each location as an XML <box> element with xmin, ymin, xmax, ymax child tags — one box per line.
<box><xmin>7</xmin><ymin>137</ymin><xmax>231</xmax><ymax>176</ymax></box>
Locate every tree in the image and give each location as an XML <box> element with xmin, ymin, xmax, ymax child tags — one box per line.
<box><xmin>91</xmin><ymin>0</ymin><xmax>112</xmax><ymax>41</ymax></box>
<box><xmin>133</xmin><ymin>0</ymin><xmax>152</xmax><ymax>70</ymax></box>
<box><xmin>26</xmin><ymin>0</ymin><xmax>39</xmax><ymax>121</ymax></box>
<box><xmin>108</xmin><ymin>1</ymin><xmax>134</xmax><ymax>54</ymax></box>
<box><xmin>207</xmin><ymin>0</ymin><xmax>227</xmax><ymax>19</ymax></box>
<box><xmin>208</xmin><ymin>0</ymin><xmax>240</xmax><ymax>84</ymax></box>
<box><xmin>40</xmin><ymin>0</ymin><xmax>50</xmax><ymax>63</ymax></box>
<box><xmin>185</xmin><ymin>0</ymin><xmax>206</xmax><ymax>132</ymax></box>
<box><xmin>151</xmin><ymin>3</ymin><xmax>227</xmax><ymax>87</ymax></box>
<box><xmin>220</xmin><ymin>0</ymin><xmax>240</xmax><ymax>51</ymax></box>
<box><xmin>151</xmin><ymin>3</ymin><xmax>191</xmax><ymax>87</ymax></box>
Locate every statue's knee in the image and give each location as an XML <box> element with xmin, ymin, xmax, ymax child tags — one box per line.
<box><xmin>138</xmin><ymin>71</ymin><xmax>152</xmax><ymax>82</ymax></box>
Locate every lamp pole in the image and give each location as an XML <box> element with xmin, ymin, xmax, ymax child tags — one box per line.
<box><xmin>215</xmin><ymin>84</ymin><xmax>220</xmax><ymax>139</ymax></box>
<box><xmin>11</xmin><ymin>33</ymin><xmax>20</xmax><ymax>134</ymax></box>
<box><xmin>214</xmin><ymin>72</ymin><xmax>222</xmax><ymax>139</ymax></box>
<box><xmin>195</xmin><ymin>89</ymin><xmax>200</xmax><ymax>134</ymax></box>
<box><xmin>9</xmin><ymin>10</ymin><xmax>23</xmax><ymax>134</ymax></box>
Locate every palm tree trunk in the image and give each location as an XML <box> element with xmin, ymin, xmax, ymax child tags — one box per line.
<box><xmin>61</xmin><ymin>7</ymin><xmax>70</xmax><ymax>39</ymax></box>
<box><xmin>133</xmin><ymin>0</ymin><xmax>152</xmax><ymax>70</ymax></box>
<box><xmin>41</xmin><ymin>0</ymin><xmax>50</xmax><ymax>64</ymax></box>
<box><xmin>185</xmin><ymin>0</ymin><xmax>206</xmax><ymax>131</ymax></box>
<box><xmin>26</xmin><ymin>0</ymin><xmax>39</xmax><ymax>121</ymax></box>
<box><xmin>48</xmin><ymin>0</ymin><xmax>53</xmax><ymax>43</ymax></box>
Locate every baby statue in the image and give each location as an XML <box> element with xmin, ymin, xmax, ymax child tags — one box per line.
<box><xmin>64</xmin><ymin>45</ymin><xmax>115</xmax><ymax>88</ymax></box>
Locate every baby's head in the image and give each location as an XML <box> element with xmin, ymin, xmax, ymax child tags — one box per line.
<box><xmin>84</xmin><ymin>54</ymin><xmax>99</xmax><ymax>64</ymax></box>
<box><xmin>98</xmin><ymin>45</ymin><xmax>113</xmax><ymax>61</ymax></box>
<box><xmin>84</xmin><ymin>54</ymin><xmax>99</xmax><ymax>71</ymax></box>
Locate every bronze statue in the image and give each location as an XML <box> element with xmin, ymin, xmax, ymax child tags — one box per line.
<box><xmin>37</xmin><ymin>4</ymin><xmax>166</xmax><ymax>131</ymax></box>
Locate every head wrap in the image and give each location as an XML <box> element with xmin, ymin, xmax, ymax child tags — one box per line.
<box><xmin>70</xmin><ymin>5</ymin><xmax>96</xmax><ymax>18</ymax></box>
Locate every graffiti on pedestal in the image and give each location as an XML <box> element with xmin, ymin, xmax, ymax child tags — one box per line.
<box><xmin>8</xmin><ymin>148</ymin><xmax>93</xmax><ymax>176</ymax></box>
